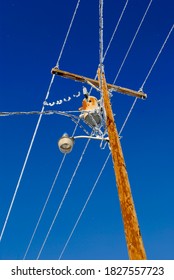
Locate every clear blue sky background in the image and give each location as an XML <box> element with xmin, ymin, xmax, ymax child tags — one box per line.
<box><xmin>0</xmin><ymin>0</ymin><xmax>174</xmax><ymax>260</ymax></box>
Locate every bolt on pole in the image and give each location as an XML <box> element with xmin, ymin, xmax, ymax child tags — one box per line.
<box><xmin>99</xmin><ymin>68</ymin><xmax>147</xmax><ymax>260</ymax></box>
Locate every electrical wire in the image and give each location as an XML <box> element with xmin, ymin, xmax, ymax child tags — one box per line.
<box><xmin>99</xmin><ymin>0</ymin><xmax>104</xmax><ymax>66</ymax></box>
<box><xmin>0</xmin><ymin>110</ymin><xmax>101</xmax><ymax>116</ymax></box>
<box><xmin>113</xmin><ymin>0</ymin><xmax>153</xmax><ymax>84</ymax></box>
<box><xmin>89</xmin><ymin>0</ymin><xmax>130</xmax><ymax>96</ymax></box>
<box><xmin>56</xmin><ymin>0</ymin><xmax>81</xmax><ymax>68</ymax></box>
<box><xmin>0</xmin><ymin>0</ymin><xmax>81</xmax><ymax>242</ymax></box>
<box><xmin>119</xmin><ymin>23</ymin><xmax>174</xmax><ymax>135</ymax></box>
<box><xmin>36</xmin><ymin>137</ymin><xmax>91</xmax><ymax>259</ymax></box>
<box><xmin>23</xmin><ymin>153</ymin><xmax>66</xmax><ymax>260</ymax></box>
<box><xmin>119</xmin><ymin>97</ymin><xmax>138</xmax><ymax>135</ymax></box>
<box><xmin>140</xmin><ymin>23</ymin><xmax>174</xmax><ymax>90</ymax></box>
<box><xmin>103</xmin><ymin>0</ymin><xmax>129</xmax><ymax>61</ymax></box>
<box><xmin>0</xmin><ymin>110</ymin><xmax>97</xmax><ymax>136</ymax></box>
<box><xmin>0</xmin><ymin>107</ymin><xmax>45</xmax><ymax>242</ymax></box>
<box><xmin>0</xmin><ymin>110</ymin><xmax>79</xmax><ymax>116</ymax></box>
<box><xmin>58</xmin><ymin>152</ymin><xmax>111</xmax><ymax>259</ymax></box>
<box><xmin>23</xmin><ymin>120</ymin><xmax>80</xmax><ymax>259</ymax></box>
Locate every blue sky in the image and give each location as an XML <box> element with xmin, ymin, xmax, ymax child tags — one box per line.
<box><xmin>0</xmin><ymin>0</ymin><xmax>174</xmax><ymax>260</ymax></box>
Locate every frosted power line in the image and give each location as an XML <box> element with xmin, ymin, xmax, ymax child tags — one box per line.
<box><xmin>56</xmin><ymin>0</ymin><xmax>81</xmax><ymax>68</ymax></box>
<box><xmin>0</xmin><ymin>110</ymin><xmax>80</xmax><ymax>117</ymax></box>
<box><xmin>119</xmin><ymin>97</ymin><xmax>138</xmax><ymax>135</ymax></box>
<box><xmin>23</xmin><ymin>154</ymin><xmax>66</xmax><ymax>260</ymax></box>
<box><xmin>140</xmin><ymin>24</ymin><xmax>174</xmax><ymax>90</ymax></box>
<box><xmin>119</xmin><ymin>23</ymin><xmax>174</xmax><ymax>134</ymax></box>
<box><xmin>89</xmin><ymin>0</ymin><xmax>129</xmax><ymax>96</ymax></box>
<box><xmin>0</xmin><ymin>110</ymin><xmax>99</xmax><ymax>116</ymax></box>
<box><xmin>0</xmin><ymin>0</ymin><xmax>81</xmax><ymax>242</ymax></box>
<box><xmin>58</xmin><ymin>152</ymin><xmax>111</xmax><ymax>259</ymax></box>
<box><xmin>0</xmin><ymin>110</ymin><xmax>93</xmax><ymax>136</ymax></box>
<box><xmin>113</xmin><ymin>0</ymin><xmax>153</xmax><ymax>84</ymax></box>
<box><xmin>36</xmin><ymin>137</ymin><xmax>91</xmax><ymax>259</ymax></box>
<box><xmin>103</xmin><ymin>0</ymin><xmax>129</xmax><ymax>61</ymax></box>
<box><xmin>0</xmin><ymin>102</ymin><xmax>48</xmax><ymax>242</ymax></box>
<box><xmin>99</xmin><ymin>0</ymin><xmax>104</xmax><ymax>100</ymax></box>
<box><xmin>99</xmin><ymin>0</ymin><xmax>104</xmax><ymax>66</ymax></box>
<box><xmin>23</xmin><ymin>120</ymin><xmax>80</xmax><ymax>260</ymax></box>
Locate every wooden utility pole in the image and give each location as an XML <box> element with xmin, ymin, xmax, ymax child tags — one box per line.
<box><xmin>98</xmin><ymin>68</ymin><xmax>146</xmax><ymax>260</ymax></box>
<box><xmin>52</xmin><ymin>67</ymin><xmax>147</xmax><ymax>259</ymax></box>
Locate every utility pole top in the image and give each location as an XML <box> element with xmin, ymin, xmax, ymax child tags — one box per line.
<box><xmin>51</xmin><ymin>67</ymin><xmax>147</xmax><ymax>100</ymax></box>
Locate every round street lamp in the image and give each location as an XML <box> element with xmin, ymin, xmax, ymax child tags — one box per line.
<box><xmin>58</xmin><ymin>133</ymin><xmax>109</xmax><ymax>154</ymax></box>
<box><xmin>58</xmin><ymin>133</ymin><xmax>74</xmax><ymax>154</ymax></box>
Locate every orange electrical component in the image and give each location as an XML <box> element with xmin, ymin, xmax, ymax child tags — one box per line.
<box><xmin>79</xmin><ymin>96</ymin><xmax>99</xmax><ymax>111</ymax></box>
<box><xmin>78</xmin><ymin>96</ymin><xmax>101</xmax><ymax>126</ymax></box>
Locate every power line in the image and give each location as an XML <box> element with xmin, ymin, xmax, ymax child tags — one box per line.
<box><xmin>99</xmin><ymin>0</ymin><xmax>104</xmax><ymax>66</ymax></box>
<box><xmin>0</xmin><ymin>106</ymin><xmax>45</xmax><ymax>242</ymax></box>
<box><xmin>103</xmin><ymin>0</ymin><xmax>129</xmax><ymax>61</ymax></box>
<box><xmin>99</xmin><ymin>0</ymin><xmax>104</xmax><ymax>101</ymax></box>
<box><xmin>119</xmin><ymin>23</ymin><xmax>174</xmax><ymax>135</ymax></box>
<box><xmin>56</xmin><ymin>0</ymin><xmax>81</xmax><ymax>68</ymax></box>
<box><xmin>0</xmin><ymin>0</ymin><xmax>81</xmax><ymax>242</ymax></box>
<box><xmin>23</xmin><ymin>120</ymin><xmax>80</xmax><ymax>260</ymax></box>
<box><xmin>0</xmin><ymin>110</ymin><xmax>80</xmax><ymax>116</ymax></box>
<box><xmin>140</xmin><ymin>23</ymin><xmax>174</xmax><ymax>90</ymax></box>
<box><xmin>36</xmin><ymin>137</ymin><xmax>91</xmax><ymax>259</ymax></box>
<box><xmin>113</xmin><ymin>0</ymin><xmax>153</xmax><ymax>84</ymax></box>
<box><xmin>0</xmin><ymin>109</ymin><xmax>97</xmax><ymax>136</ymax></box>
<box><xmin>23</xmin><ymin>153</ymin><xmax>66</xmax><ymax>260</ymax></box>
<box><xmin>58</xmin><ymin>152</ymin><xmax>111</xmax><ymax>259</ymax></box>
<box><xmin>89</xmin><ymin>0</ymin><xmax>129</xmax><ymax>96</ymax></box>
<box><xmin>119</xmin><ymin>97</ymin><xmax>138</xmax><ymax>135</ymax></box>
<box><xmin>0</xmin><ymin>109</ymin><xmax>102</xmax><ymax>116</ymax></box>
